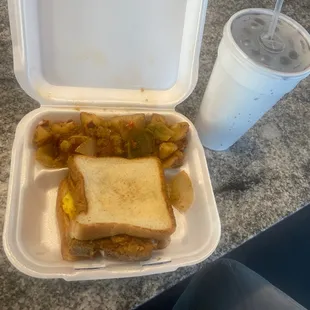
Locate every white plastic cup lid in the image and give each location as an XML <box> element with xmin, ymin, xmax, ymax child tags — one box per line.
<box><xmin>226</xmin><ymin>9</ymin><xmax>310</xmax><ymax>78</ymax></box>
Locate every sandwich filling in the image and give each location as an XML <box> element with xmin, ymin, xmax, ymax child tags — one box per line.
<box><xmin>61</xmin><ymin>187</ymin><xmax>160</xmax><ymax>260</ymax></box>
<box><xmin>62</xmin><ymin>191</ymin><xmax>76</xmax><ymax>220</ymax></box>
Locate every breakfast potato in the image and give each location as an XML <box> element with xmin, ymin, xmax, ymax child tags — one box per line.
<box><xmin>162</xmin><ymin>150</ymin><xmax>184</xmax><ymax>169</ymax></box>
<box><xmin>170</xmin><ymin>122</ymin><xmax>189</xmax><ymax>142</ymax></box>
<box><xmin>33</xmin><ymin>113</ymin><xmax>190</xmax><ymax>168</ymax></box>
<box><xmin>80</xmin><ymin>112</ymin><xmax>105</xmax><ymax>127</ymax></box>
<box><xmin>150</xmin><ymin>113</ymin><xmax>167</xmax><ymax>125</ymax></box>
<box><xmin>80</xmin><ymin>112</ymin><xmax>107</xmax><ymax>136</ymax></box>
<box><xmin>51</xmin><ymin>121</ymin><xmax>80</xmax><ymax>138</ymax></box>
<box><xmin>59</xmin><ymin>140</ymin><xmax>72</xmax><ymax>153</ymax></box>
<box><xmin>159</xmin><ymin>142</ymin><xmax>178</xmax><ymax>160</ymax></box>
<box><xmin>68</xmin><ymin>135</ymin><xmax>89</xmax><ymax>147</ymax></box>
<box><xmin>33</xmin><ymin>123</ymin><xmax>53</xmax><ymax>146</ymax></box>
<box><xmin>36</xmin><ymin>144</ymin><xmax>65</xmax><ymax>168</ymax></box>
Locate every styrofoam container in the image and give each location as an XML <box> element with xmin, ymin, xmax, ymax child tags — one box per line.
<box><xmin>3</xmin><ymin>0</ymin><xmax>221</xmax><ymax>280</ymax></box>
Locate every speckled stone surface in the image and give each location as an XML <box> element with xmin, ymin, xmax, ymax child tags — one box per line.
<box><xmin>1</xmin><ymin>0</ymin><xmax>310</xmax><ymax>309</ymax></box>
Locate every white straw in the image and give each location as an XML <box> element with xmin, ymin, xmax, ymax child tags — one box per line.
<box><xmin>267</xmin><ymin>0</ymin><xmax>285</xmax><ymax>39</ymax></box>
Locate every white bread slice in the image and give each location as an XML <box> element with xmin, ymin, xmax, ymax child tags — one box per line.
<box><xmin>68</xmin><ymin>156</ymin><xmax>176</xmax><ymax>240</ymax></box>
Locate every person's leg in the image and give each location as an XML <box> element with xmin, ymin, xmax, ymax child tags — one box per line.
<box><xmin>225</xmin><ymin>204</ymin><xmax>310</xmax><ymax>308</ymax></box>
<box><xmin>173</xmin><ymin>259</ymin><xmax>305</xmax><ymax>310</ymax></box>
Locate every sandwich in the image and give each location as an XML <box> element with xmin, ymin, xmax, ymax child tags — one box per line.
<box><xmin>56</xmin><ymin>155</ymin><xmax>176</xmax><ymax>261</ymax></box>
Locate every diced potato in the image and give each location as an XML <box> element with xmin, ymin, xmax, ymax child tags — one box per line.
<box><xmin>68</xmin><ymin>135</ymin><xmax>88</xmax><ymax>147</ymax></box>
<box><xmin>80</xmin><ymin>112</ymin><xmax>105</xmax><ymax>127</ymax></box>
<box><xmin>60</xmin><ymin>140</ymin><xmax>72</xmax><ymax>153</ymax></box>
<box><xmin>51</xmin><ymin>121</ymin><xmax>79</xmax><ymax>135</ymax></box>
<box><xmin>33</xmin><ymin>113</ymin><xmax>190</xmax><ymax>169</ymax></box>
<box><xmin>130</xmin><ymin>114</ymin><xmax>146</xmax><ymax>129</ymax></box>
<box><xmin>159</xmin><ymin>142</ymin><xmax>178</xmax><ymax>160</ymax></box>
<box><xmin>33</xmin><ymin>125</ymin><xmax>53</xmax><ymax>146</ymax></box>
<box><xmin>162</xmin><ymin>151</ymin><xmax>184</xmax><ymax>169</ymax></box>
<box><xmin>75</xmin><ymin>138</ymin><xmax>96</xmax><ymax>156</ymax></box>
<box><xmin>146</xmin><ymin>123</ymin><xmax>174</xmax><ymax>142</ymax></box>
<box><xmin>150</xmin><ymin>113</ymin><xmax>167</xmax><ymax>125</ymax></box>
<box><xmin>80</xmin><ymin>112</ymin><xmax>94</xmax><ymax>127</ymax></box>
<box><xmin>36</xmin><ymin>144</ymin><xmax>65</xmax><ymax>168</ymax></box>
<box><xmin>170</xmin><ymin>122</ymin><xmax>189</xmax><ymax>141</ymax></box>
<box><xmin>80</xmin><ymin>112</ymin><xmax>106</xmax><ymax>136</ymax></box>
<box><xmin>50</xmin><ymin>121</ymin><xmax>80</xmax><ymax>143</ymax></box>
<box><xmin>168</xmin><ymin>171</ymin><xmax>194</xmax><ymax>212</ymax></box>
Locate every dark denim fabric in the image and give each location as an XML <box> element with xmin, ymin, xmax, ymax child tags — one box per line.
<box><xmin>173</xmin><ymin>259</ymin><xmax>305</xmax><ymax>310</ymax></box>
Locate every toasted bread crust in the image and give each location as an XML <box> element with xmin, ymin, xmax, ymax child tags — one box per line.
<box><xmin>69</xmin><ymin>155</ymin><xmax>176</xmax><ymax>241</ymax></box>
<box><xmin>157</xmin><ymin>157</ymin><xmax>177</xmax><ymax>236</ymax></box>
<box><xmin>56</xmin><ymin>178</ymin><xmax>86</xmax><ymax>261</ymax></box>
<box><xmin>67</xmin><ymin>156</ymin><xmax>88</xmax><ymax>214</ymax></box>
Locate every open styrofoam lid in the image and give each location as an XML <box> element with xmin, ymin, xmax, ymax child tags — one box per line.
<box><xmin>9</xmin><ymin>0</ymin><xmax>207</xmax><ymax>108</ymax></box>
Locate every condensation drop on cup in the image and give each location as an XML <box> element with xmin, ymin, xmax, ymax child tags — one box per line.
<box><xmin>243</xmin><ymin>39</ymin><xmax>251</xmax><ymax>46</ymax></box>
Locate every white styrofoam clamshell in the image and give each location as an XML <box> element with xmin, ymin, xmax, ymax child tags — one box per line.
<box><xmin>8</xmin><ymin>0</ymin><xmax>208</xmax><ymax>107</ymax></box>
<box><xmin>4</xmin><ymin>108</ymin><xmax>220</xmax><ymax>280</ymax></box>
<box><xmin>4</xmin><ymin>0</ymin><xmax>221</xmax><ymax>280</ymax></box>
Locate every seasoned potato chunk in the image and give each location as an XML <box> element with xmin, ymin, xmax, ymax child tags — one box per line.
<box><xmin>170</xmin><ymin>122</ymin><xmax>189</xmax><ymax>141</ymax></box>
<box><xmin>150</xmin><ymin>113</ymin><xmax>167</xmax><ymax>125</ymax></box>
<box><xmin>33</xmin><ymin>113</ymin><xmax>190</xmax><ymax>168</ymax></box>
<box><xmin>33</xmin><ymin>124</ymin><xmax>53</xmax><ymax>146</ymax></box>
<box><xmin>162</xmin><ymin>150</ymin><xmax>184</xmax><ymax>169</ymax></box>
<box><xmin>159</xmin><ymin>142</ymin><xmax>178</xmax><ymax>160</ymax></box>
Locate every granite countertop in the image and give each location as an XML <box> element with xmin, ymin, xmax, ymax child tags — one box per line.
<box><xmin>1</xmin><ymin>0</ymin><xmax>310</xmax><ymax>309</ymax></box>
